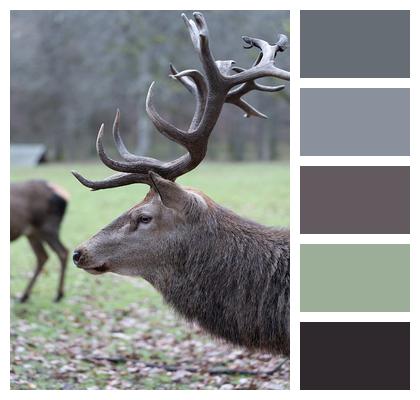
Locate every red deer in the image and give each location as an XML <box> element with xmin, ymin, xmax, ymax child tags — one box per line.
<box><xmin>10</xmin><ymin>180</ymin><xmax>69</xmax><ymax>302</ymax></box>
<box><xmin>72</xmin><ymin>12</ymin><xmax>290</xmax><ymax>355</ymax></box>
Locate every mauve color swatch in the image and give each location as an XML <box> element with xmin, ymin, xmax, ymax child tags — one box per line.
<box><xmin>300</xmin><ymin>11</ymin><xmax>410</xmax><ymax>77</ymax></box>
<box><xmin>300</xmin><ymin>322</ymin><xmax>410</xmax><ymax>389</ymax></box>
<box><xmin>300</xmin><ymin>166</ymin><xmax>410</xmax><ymax>234</ymax></box>
<box><xmin>300</xmin><ymin>89</ymin><xmax>410</xmax><ymax>156</ymax></box>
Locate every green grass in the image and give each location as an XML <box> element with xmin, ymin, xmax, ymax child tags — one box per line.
<box><xmin>10</xmin><ymin>162</ymin><xmax>289</xmax><ymax>389</ymax></box>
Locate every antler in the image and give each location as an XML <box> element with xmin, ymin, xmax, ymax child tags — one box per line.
<box><xmin>72</xmin><ymin>12</ymin><xmax>289</xmax><ymax>190</ymax></box>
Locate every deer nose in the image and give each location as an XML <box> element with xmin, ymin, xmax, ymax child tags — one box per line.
<box><xmin>72</xmin><ymin>250</ymin><xmax>82</xmax><ymax>266</ymax></box>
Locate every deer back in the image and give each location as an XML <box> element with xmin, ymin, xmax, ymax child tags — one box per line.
<box><xmin>10</xmin><ymin>180</ymin><xmax>68</xmax><ymax>241</ymax></box>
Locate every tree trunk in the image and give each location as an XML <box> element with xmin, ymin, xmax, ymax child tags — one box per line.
<box><xmin>135</xmin><ymin>56</ymin><xmax>152</xmax><ymax>156</ymax></box>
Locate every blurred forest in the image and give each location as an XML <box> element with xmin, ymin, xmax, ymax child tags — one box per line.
<box><xmin>10</xmin><ymin>10</ymin><xmax>290</xmax><ymax>162</ymax></box>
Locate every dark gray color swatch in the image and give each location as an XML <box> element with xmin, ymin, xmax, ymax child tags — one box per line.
<box><xmin>301</xmin><ymin>89</ymin><xmax>410</xmax><ymax>156</ymax></box>
<box><xmin>300</xmin><ymin>166</ymin><xmax>410</xmax><ymax>234</ymax></box>
<box><xmin>300</xmin><ymin>322</ymin><xmax>410</xmax><ymax>390</ymax></box>
<box><xmin>301</xmin><ymin>11</ymin><xmax>410</xmax><ymax>77</ymax></box>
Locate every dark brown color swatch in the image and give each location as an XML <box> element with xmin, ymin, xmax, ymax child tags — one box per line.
<box><xmin>300</xmin><ymin>166</ymin><xmax>410</xmax><ymax>234</ymax></box>
<box><xmin>300</xmin><ymin>322</ymin><xmax>410</xmax><ymax>390</ymax></box>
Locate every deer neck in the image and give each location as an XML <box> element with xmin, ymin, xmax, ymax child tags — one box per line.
<box><xmin>154</xmin><ymin>207</ymin><xmax>289</xmax><ymax>350</ymax></box>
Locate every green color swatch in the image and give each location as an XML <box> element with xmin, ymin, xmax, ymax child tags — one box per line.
<box><xmin>300</xmin><ymin>244</ymin><xmax>410</xmax><ymax>312</ymax></box>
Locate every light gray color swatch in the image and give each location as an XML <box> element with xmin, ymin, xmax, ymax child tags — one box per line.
<box><xmin>301</xmin><ymin>88</ymin><xmax>410</xmax><ymax>156</ymax></box>
<box><xmin>301</xmin><ymin>11</ymin><xmax>410</xmax><ymax>78</ymax></box>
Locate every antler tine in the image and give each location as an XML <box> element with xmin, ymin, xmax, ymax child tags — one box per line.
<box><xmin>180</xmin><ymin>13</ymin><xmax>289</xmax><ymax>129</ymax></box>
<box><xmin>181</xmin><ymin>12</ymin><xmax>223</xmax><ymax>84</ymax></box>
<box><xmin>169</xmin><ymin>65</ymin><xmax>208</xmax><ymax>131</ymax></box>
<box><xmin>226</xmin><ymin>80</ymin><xmax>285</xmax><ymax>118</ymax></box>
<box><xmin>73</xmin><ymin>12</ymin><xmax>290</xmax><ymax>191</ymax></box>
<box><xmin>218</xmin><ymin>32</ymin><xmax>288</xmax><ymax>118</ymax></box>
<box><xmin>103</xmin><ymin>111</ymin><xmax>192</xmax><ymax>175</ymax></box>
<box><xmin>145</xmin><ymin>82</ymin><xmax>193</xmax><ymax>146</ymax></box>
<box><xmin>82</xmin><ymin>81</ymin><xmax>194</xmax><ymax>176</ymax></box>
<box><xmin>111</xmin><ymin>109</ymin><xmax>144</xmax><ymax>162</ymax></box>
<box><xmin>74</xmin><ymin>109</ymin><xmax>192</xmax><ymax>188</ymax></box>
<box><xmin>227</xmin><ymin>34</ymin><xmax>290</xmax><ymax>86</ymax></box>
<box><xmin>72</xmin><ymin>170</ymin><xmax>150</xmax><ymax>190</ymax></box>
<box><xmin>73</xmin><ymin>78</ymin><xmax>207</xmax><ymax>190</ymax></box>
<box><xmin>175</xmin><ymin>14</ymin><xmax>230</xmax><ymax>143</ymax></box>
<box><xmin>229</xmin><ymin>98</ymin><xmax>269</xmax><ymax>119</ymax></box>
<box><xmin>96</xmin><ymin>122</ymin><xmax>148</xmax><ymax>173</ymax></box>
<box><xmin>169</xmin><ymin>64</ymin><xmax>196</xmax><ymax>96</ymax></box>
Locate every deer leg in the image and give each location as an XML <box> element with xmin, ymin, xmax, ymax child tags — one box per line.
<box><xmin>20</xmin><ymin>236</ymin><xmax>48</xmax><ymax>303</ymax></box>
<box><xmin>42</xmin><ymin>232</ymin><xmax>68</xmax><ymax>302</ymax></box>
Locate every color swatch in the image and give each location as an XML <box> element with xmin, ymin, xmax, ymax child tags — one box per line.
<box><xmin>300</xmin><ymin>322</ymin><xmax>410</xmax><ymax>389</ymax></box>
<box><xmin>300</xmin><ymin>166</ymin><xmax>410</xmax><ymax>234</ymax></box>
<box><xmin>301</xmin><ymin>89</ymin><xmax>410</xmax><ymax>156</ymax></box>
<box><xmin>300</xmin><ymin>244</ymin><xmax>410</xmax><ymax>312</ymax></box>
<box><xmin>300</xmin><ymin>11</ymin><xmax>410</xmax><ymax>77</ymax></box>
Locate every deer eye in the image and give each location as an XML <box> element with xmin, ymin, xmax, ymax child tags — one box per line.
<box><xmin>138</xmin><ymin>215</ymin><xmax>152</xmax><ymax>224</ymax></box>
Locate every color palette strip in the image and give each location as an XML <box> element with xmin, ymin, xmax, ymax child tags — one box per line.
<box><xmin>300</xmin><ymin>322</ymin><xmax>410</xmax><ymax>389</ymax></box>
<box><xmin>301</xmin><ymin>89</ymin><xmax>410</xmax><ymax>156</ymax></box>
<box><xmin>300</xmin><ymin>166</ymin><xmax>410</xmax><ymax>234</ymax></box>
<box><xmin>299</xmin><ymin>9</ymin><xmax>411</xmax><ymax>391</ymax></box>
<box><xmin>300</xmin><ymin>10</ymin><xmax>410</xmax><ymax>78</ymax></box>
<box><xmin>300</xmin><ymin>244</ymin><xmax>410</xmax><ymax>312</ymax></box>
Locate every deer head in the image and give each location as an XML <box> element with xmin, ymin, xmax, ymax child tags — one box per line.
<box><xmin>72</xmin><ymin>12</ymin><xmax>289</xmax><ymax>282</ymax></box>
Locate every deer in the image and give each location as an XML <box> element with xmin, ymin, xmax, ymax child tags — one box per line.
<box><xmin>72</xmin><ymin>12</ymin><xmax>290</xmax><ymax>356</ymax></box>
<box><xmin>10</xmin><ymin>180</ymin><xmax>69</xmax><ymax>302</ymax></box>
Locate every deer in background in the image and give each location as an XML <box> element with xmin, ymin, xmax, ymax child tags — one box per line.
<box><xmin>10</xmin><ymin>180</ymin><xmax>69</xmax><ymax>302</ymax></box>
<box><xmin>72</xmin><ymin>12</ymin><xmax>290</xmax><ymax>355</ymax></box>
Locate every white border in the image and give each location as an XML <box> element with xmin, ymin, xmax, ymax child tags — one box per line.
<box><xmin>2</xmin><ymin>0</ymin><xmax>420</xmax><ymax>398</ymax></box>
<box><xmin>289</xmin><ymin>7</ymin><xmax>300</xmax><ymax>392</ymax></box>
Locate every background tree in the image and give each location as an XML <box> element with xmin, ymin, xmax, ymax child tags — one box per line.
<box><xmin>11</xmin><ymin>11</ymin><xmax>290</xmax><ymax>162</ymax></box>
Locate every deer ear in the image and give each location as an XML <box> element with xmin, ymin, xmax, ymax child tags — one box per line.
<box><xmin>148</xmin><ymin>171</ymin><xmax>190</xmax><ymax>210</ymax></box>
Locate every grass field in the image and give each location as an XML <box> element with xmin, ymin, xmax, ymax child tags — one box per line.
<box><xmin>10</xmin><ymin>162</ymin><xmax>290</xmax><ymax>390</ymax></box>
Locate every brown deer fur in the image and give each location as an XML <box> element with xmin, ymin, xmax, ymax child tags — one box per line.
<box><xmin>74</xmin><ymin>173</ymin><xmax>290</xmax><ymax>355</ymax></box>
<box><xmin>11</xmin><ymin>180</ymin><xmax>69</xmax><ymax>302</ymax></box>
